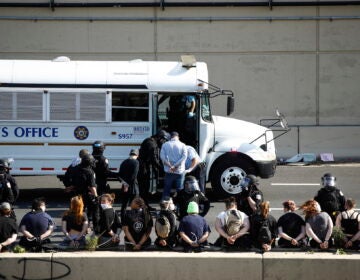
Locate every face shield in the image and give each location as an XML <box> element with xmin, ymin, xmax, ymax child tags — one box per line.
<box><xmin>322</xmin><ymin>175</ymin><xmax>336</xmax><ymax>187</ymax></box>
<box><xmin>185</xmin><ymin>179</ymin><xmax>200</xmax><ymax>194</ymax></box>
<box><xmin>240</xmin><ymin>177</ymin><xmax>251</xmax><ymax>190</ymax></box>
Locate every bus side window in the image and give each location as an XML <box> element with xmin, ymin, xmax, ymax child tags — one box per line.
<box><xmin>112</xmin><ymin>92</ymin><xmax>149</xmax><ymax>122</ymax></box>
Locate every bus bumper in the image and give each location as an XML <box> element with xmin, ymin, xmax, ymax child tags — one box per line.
<box><xmin>257</xmin><ymin>159</ymin><xmax>277</xmax><ymax>178</ymax></box>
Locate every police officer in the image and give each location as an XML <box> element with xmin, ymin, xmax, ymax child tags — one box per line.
<box><xmin>63</xmin><ymin>149</ymin><xmax>90</xmax><ymax>192</ymax></box>
<box><xmin>173</xmin><ymin>176</ymin><xmax>210</xmax><ymax>220</ymax></box>
<box><xmin>236</xmin><ymin>174</ymin><xmax>264</xmax><ymax>217</ymax></box>
<box><xmin>137</xmin><ymin>130</ymin><xmax>169</xmax><ymax>210</ymax></box>
<box><xmin>0</xmin><ymin>159</ymin><xmax>19</xmax><ymax>220</ymax></box>
<box><xmin>68</xmin><ymin>154</ymin><xmax>99</xmax><ymax>230</ymax></box>
<box><xmin>314</xmin><ymin>173</ymin><xmax>346</xmax><ymax>223</ymax></box>
<box><xmin>92</xmin><ymin>141</ymin><xmax>114</xmax><ymax>196</ymax></box>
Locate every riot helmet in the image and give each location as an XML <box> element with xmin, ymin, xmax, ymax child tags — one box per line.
<box><xmin>156</xmin><ymin>130</ymin><xmax>170</xmax><ymax>145</ymax></box>
<box><xmin>92</xmin><ymin>141</ymin><xmax>105</xmax><ymax>154</ymax></box>
<box><xmin>184</xmin><ymin>176</ymin><xmax>200</xmax><ymax>194</ymax></box>
<box><xmin>240</xmin><ymin>174</ymin><xmax>259</xmax><ymax>190</ymax></box>
<box><xmin>321</xmin><ymin>173</ymin><xmax>336</xmax><ymax>187</ymax></box>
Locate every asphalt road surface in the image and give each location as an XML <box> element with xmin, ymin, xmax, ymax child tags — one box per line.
<box><xmin>12</xmin><ymin>163</ymin><xmax>360</xmax><ymax>245</ymax></box>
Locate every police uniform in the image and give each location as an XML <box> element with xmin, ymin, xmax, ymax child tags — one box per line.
<box><xmin>138</xmin><ymin>136</ymin><xmax>162</xmax><ymax>207</ymax></box>
<box><xmin>71</xmin><ymin>163</ymin><xmax>99</xmax><ymax>228</ymax></box>
<box><xmin>174</xmin><ymin>189</ymin><xmax>210</xmax><ymax>220</ymax></box>
<box><xmin>92</xmin><ymin>153</ymin><xmax>112</xmax><ymax>195</ymax></box>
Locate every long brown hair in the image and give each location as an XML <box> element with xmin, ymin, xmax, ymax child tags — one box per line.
<box><xmin>64</xmin><ymin>195</ymin><xmax>84</xmax><ymax>225</ymax></box>
<box><xmin>260</xmin><ymin>201</ymin><xmax>270</xmax><ymax>218</ymax></box>
<box><xmin>300</xmin><ymin>199</ymin><xmax>318</xmax><ymax>219</ymax></box>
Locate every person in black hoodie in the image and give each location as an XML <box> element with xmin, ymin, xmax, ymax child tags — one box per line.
<box><xmin>118</xmin><ymin>149</ymin><xmax>140</xmax><ymax>220</ymax></box>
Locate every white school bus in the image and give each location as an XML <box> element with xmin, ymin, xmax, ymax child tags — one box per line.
<box><xmin>0</xmin><ymin>56</ymin><xmax>287</xmax><ymax>197</ymax></box>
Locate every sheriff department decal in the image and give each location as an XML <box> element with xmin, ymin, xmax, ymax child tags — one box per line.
<box><xmin>74</xmin><ymin>126</ymin><xmax>89</xmax><ymax>140</ymax></box>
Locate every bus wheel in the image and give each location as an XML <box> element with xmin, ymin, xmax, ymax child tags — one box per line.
<box><xmin>211</xmin><ymin>158</ymin><xmax>253</xmax><ymax>198</ymax></box>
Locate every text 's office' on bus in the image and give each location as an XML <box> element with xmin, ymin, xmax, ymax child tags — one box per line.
<box><xmin>0</xmin><ymin>56</ymin><xmax>288</xmax><ymax>197</ymax></box>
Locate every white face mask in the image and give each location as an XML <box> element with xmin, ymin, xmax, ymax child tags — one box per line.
<box><xmin>169</xmin><ymin>203</ymin><xmax>175</xmax><ymax>211</ymax></box>
<box><xmin>40</xmin><ymin>205</ymin><xmax>46</xmax><ymax>212</ymax></box>
<box><xmin>100</xmin><ymin>203</ymin><xmax>110</xmax><ymax>210</ymax></box>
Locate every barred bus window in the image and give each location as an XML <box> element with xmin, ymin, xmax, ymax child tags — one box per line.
<box><xmin>0</xmin><ymin>91</ymin><xmax>42</xmax><ymax>121</ymax></box>
<box><xmin>112</xmin><ymin>92</ymin><xmax>149</xmax><ymax>122</ymax></box>
<box><xmin>49</xmin><ymin>92</ymin><xmax>106</xmax><ymax>121</ymax></box>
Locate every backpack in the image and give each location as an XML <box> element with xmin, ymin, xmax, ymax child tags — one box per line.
<box><xmin>224</xmin><ymin>209</ymin><xmax>243</xmax><ymax>236</ymax></box>
<box><xmin>155</xmin><ymin>214</ymin><xmax>171</xmax><ymax>239</ymax></box>
<box><xmin>258</xmin><ymin>219</ymin><xmax>272</xmax><ymax>244</ymax></box>
<box><xmin>341</xmin><ymin>211</ymin><xmax>359</xmax><ymax>235</ymax></box>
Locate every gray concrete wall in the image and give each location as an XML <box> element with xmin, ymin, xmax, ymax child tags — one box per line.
<box><xmin>0</xmin><ymin>3</ymin><xmax>359</xmax><ymax>160</ymax></box>
<box><xmin>0</xmin><ymin>252</ymin><xmax>359</xmax><ymax>280</ymax></box>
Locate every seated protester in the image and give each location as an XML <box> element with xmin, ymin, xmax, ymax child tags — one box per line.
<box><xmin>19</xmin><ymin>197</ymin><xmax>55</xmax><ymax>252</ymax></box>
<box><xmin>154</xmin><ymin>197</ymin><xmax>178</xmax><ymax>249</ymax></box>
<box><xmin>214</xmin><ymin>197</ymin><xmax>251</xmax><ymax>250</ymax></box>
<box><xmin>123</xmin><ymin>197</ymin><xmax>153</xmax><ymax>251</ymax></box>
<box><xmin>277</xmin><ymin>200</ymin><xmax>306</xmax><ymax>248</ymax></box>
<box><xmin>335</xmin><ymin>198</ymin><xmax>360</xmax><ymax>249</ymax></box>
<box><xmin>236</xmin><ymin>175</ymin><xmax>264</xmax><ymax>217</ymax></box>
<box><xmin>59</xmin><ymin>196</ymin><xmax>88</xmax><ymax>250</ymax></box>
<box><xmin>0</xmin><ymin>202</ymin><xmax>18</xmax><ymax>252</ymax></box>
<box><xmin>250</xmin><ymin>201</ymin><xmax>277</xmax><ymax>252</ymax></box>
<box><xmin>178</xmin><ymin>201</ymin><xmax>211</xmax><ymax>253</ymax></box>
<box><xmin>96</xmin><ymin>193</ymin><xmax>122</xmax><ymax>249</ymax></box>
<box><xmin>173</xmin><ymin>176</ymin><xmax>210</xmax><ymax>220</ymax></box>
<box><xmin>300</xmin><ymin>199</ymin><xmax>333</xmax><ymax>250</ymax></box>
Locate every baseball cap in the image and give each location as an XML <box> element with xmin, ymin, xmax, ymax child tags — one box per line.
<box><xmin>130</xmin><ymin>149</ymin><xmax>139</xmax><ymax>156</ymax></box>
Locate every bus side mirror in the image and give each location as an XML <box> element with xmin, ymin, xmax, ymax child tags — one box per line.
<box><xmin>227</xmin><ymin>96</ymin><xmax>235</xmax><ymax>116</ymax></box>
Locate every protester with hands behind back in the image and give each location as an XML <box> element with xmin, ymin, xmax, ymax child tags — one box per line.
<box><xmin>0</xmin><ymin>202</ymin><xmax>18</xmax><ymax>252</ymax></box>
<box><xmin>19</xmin><ymin>197</ymin><xmax>55</xmax><ymax>252</ymax></box>
<box><xmin>96</xmin><ymin>193</ymin><xmax>122</xmax><ymax>249</ymax></box>
<box><xmin>214</xmin><ymin>197</ymin><xmax>251</xmax><ymax>250</ymax></box>
<box><xmin>300</xmin><ymin>199</ymin><xmax>333</xmax><ymax>250</ymax></box>
<box><xmin>335</xmin><ymin>198</ymin><xmax>360</xmax><ymax>249</ymax></box>
<box><xmin>59</xmin><ymin>195</ymin><xmax>88</xmax><ymax>250</ymax></box>
<box><xmin>184</xmin><ymin>145</ymin><xmax>206</xmax><ymax>194</ymax></box>
<box><xmin>154</xmin><ymin>197</ymin><xmax>178</xmax><ymax>249</ymax></box>
<box><xmin>123</xmin><ymin>197</ymin><xmax>153</xmax><ymax>251</ymax></box>
<box><xmin>160</xmin><ymin>131</ymin><xmax>187</xmax><ymax>200</ymax></box>
<box><xmin>178</xmin><ymin>201</ymin><xmax>211</xmax><ymax>253</ymax></box>
<box><xmin>250</xmin><ymin>201</ymin><xmax>277</xmax><ymax>252</ymax></box>
<box><xmin>277</xmin><ymin>200</ymin><xmax>306</xmax><ymax>248</ymax></box>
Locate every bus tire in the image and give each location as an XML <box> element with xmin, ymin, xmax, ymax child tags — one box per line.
<box><xmin>211</xmin><ymin>157</ymin><xmax>255</xmax><ymax>198</ymax></box>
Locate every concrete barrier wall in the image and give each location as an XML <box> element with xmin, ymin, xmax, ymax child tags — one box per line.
<box><xmin>0</xmin><ymin>252</ymin><xmax>359</xmax><ymax>280</ymax></box>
